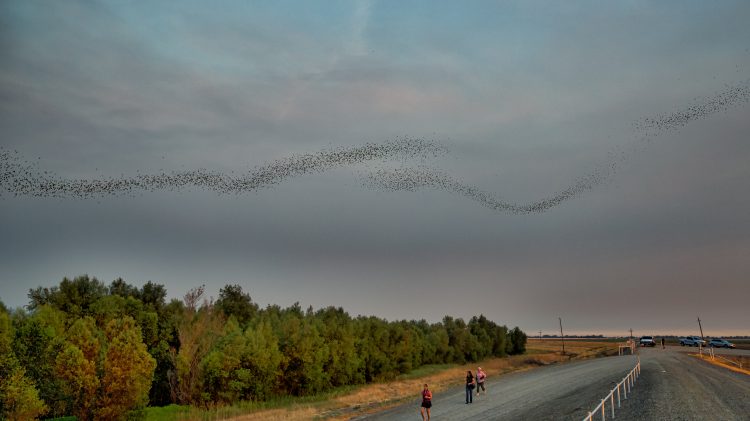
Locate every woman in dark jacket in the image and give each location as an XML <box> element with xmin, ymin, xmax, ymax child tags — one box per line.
<box><xmin>465</xmin><ymin>370</ymin><xmax>475</xmax><ymax>404</ymax></box>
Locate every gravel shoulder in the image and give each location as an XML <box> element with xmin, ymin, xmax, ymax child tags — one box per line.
<box><xmin>614</xmin><ymin>347</ymin><xmax>749</xmax><ymax>421</ymax></box>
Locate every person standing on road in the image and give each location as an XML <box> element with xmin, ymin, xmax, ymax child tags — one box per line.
<box><xmin>465</xmin><ymin>370</ymin><xmax>475</xmax><ymax>404</ymax></box>
<box><xmin>661</xmin><ymin>337</ymin><xmax>666</xmax><ymax>349</ymax></box>
<box><xmin>420</xmin><ymin>383</ymin><xmax>432</xmax><ymax>421</ymax></box>
<box><xmin>476</xmin><ymin>366</ymin><xmax>486</xmax><ymax>397</ymax></box>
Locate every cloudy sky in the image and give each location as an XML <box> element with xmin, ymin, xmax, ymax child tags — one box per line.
<box><xmin>1</xmin><ymin>1</ymin><xmax>749</xmax><ymax>336</ymax></box>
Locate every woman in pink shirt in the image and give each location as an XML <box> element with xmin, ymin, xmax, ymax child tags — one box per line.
<box><xmin>476</xmin><ymin>367</ymin><xmax>486</xmax><ymax>396</ymax></box>
<box><xmin>420</xmin><ymin>383</ymin><xmax>432</xmax><ymax>420</ymax></box>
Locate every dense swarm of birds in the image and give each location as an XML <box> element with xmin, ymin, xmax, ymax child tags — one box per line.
<box><xmin>0</xmin><ymin>137</ymin><xmax>445</xmax><ymax>199</ymax></box>
<box><xmin>634</xmin><ymin>79</ymin><xmax>750</xmax><ymax>134</ymax></box>
<box><xmin>362</xmin><ymin>165</ymin><xmax>607</xmax><ymax>214</ymax></box>
<box><xmin>1</xmin><ymin>80</ymin><xmax>748</xmax><ymax>213</ymax></box>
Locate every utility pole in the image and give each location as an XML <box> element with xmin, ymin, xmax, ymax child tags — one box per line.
<box><xmin>697</xmin><ymin>316</ymin><xmax>704</xmax><ymax>340</ymax></box>
<box><xmin>559</xmin><ymin>317</ymin><xmax>565</xmax><ymax>355</ymax></box>
<box><xmin>539</xmin><ymin>330</ymin><xmax>542</xmax><ymax>340</ymax></box>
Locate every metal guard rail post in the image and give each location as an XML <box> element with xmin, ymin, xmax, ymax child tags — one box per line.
<box><xmin>583</xmin><ymin>358</ymin><xmax>641</xmax><ymax>421</ymax></box>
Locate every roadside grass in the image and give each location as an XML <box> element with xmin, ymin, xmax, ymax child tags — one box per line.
<box><xmin>142</xmin><ymin>404</ymin><xmax>186</xmax><ymax>421</ymax></box>
<box><xmin>689</xmin><ymin>353</ymin><xmax>750</xmax><ymax>376</ymax></box>
<box><xmin>143</xmin><ymin>387</ymin><xmax>360</xmax><ymax>421</ymax></box>
<box><xmin>395</xmin><ymin>363</ymin><xmax>455</xmax><ymax>380</ymax></box>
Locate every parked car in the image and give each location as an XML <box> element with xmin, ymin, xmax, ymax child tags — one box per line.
<box><xmin>680</xmin><ymin>336</ymin><xmax>706</xmax><ymax>347</ymax></box>
<box><xmin>707</xmin><ymin>338</ymin><xmax>736</xmax><ymax>348</ymax></box>
<box><xmin>640</xmin><ymin>336</ymin><xmax>656</xmax><ymax>347</ymax></box>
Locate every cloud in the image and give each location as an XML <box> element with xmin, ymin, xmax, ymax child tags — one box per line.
<box><xmin>349</xmin><ymin>0</ymin><xmax>373</xmax><ymax>56</ymax></box>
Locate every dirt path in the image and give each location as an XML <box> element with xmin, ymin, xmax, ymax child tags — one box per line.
<box><xmin>358</xmin><ymin>347</ymin><xmax>749</xmax><ymax>420</ymax></box>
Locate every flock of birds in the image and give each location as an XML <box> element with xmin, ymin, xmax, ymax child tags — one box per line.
<box><xmin>0</xmin><ymin>138</ymin><xmax>445</xmax><ymax>199</ymax></box>
<box><xmin>1</xmin><ymin>79</ymin><xmax>748</xmax><ymax>214</ymax></box>
<box><xmin>365</xmin><ymin>78</ymin><xmax>750</xmax><ymax>214</ymax></box>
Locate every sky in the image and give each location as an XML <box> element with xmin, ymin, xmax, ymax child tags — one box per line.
<box><xmin>1</xmin><ymin>1</ymin><xmax>749</xmax><ymax>336</ymax></box>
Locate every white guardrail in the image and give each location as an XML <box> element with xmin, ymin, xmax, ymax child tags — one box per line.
<box><xmin>699</xmin><ymin>345</ymin><xmax>743</xmax><ymax>369</ymax></box>
<box><xmin>583</xmin><ymin>357</ymin><xmax>641</xmax><ymax>421</ymax></box>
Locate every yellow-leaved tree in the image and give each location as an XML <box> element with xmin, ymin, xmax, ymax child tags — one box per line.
<box><xmin>54</xmin><ymin>317</ymin><xmax>100</xmax><ymax>421</ymax></box>
<box><xmin>97</xmin><ymin>316</ymin><xmax>156</xmax><ymax>420</ymax></box>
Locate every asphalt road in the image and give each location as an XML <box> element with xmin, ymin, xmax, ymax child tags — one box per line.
<box><xmin>614</xmin><ymin>347</ymin><xmax>749</xmax><ymax>421</ymax></box>
<box><xmin>357</xmin><ymin>347</ymin><xmax>749</xmax><ymax>420</ymax></box>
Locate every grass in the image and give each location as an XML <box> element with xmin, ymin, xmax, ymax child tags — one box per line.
<box><xmin>525</xmin><ymin>339</ymin><xmax>619</xmax><ymax>359</ymax></box>
<box><xmin>142</xmin><ymin>405</ymin><xmax>187</xmax><ymax>421</ymax></box>
<box><xmin>142</xmin><ymin>340</ymin><xmax>619</xmax><ymax>421</ymax></box>
<box><xmin>143</xmin><ymin>387</ymin><xmax>362</xmax><ymax>421</ymax></box>
<box><xmin>395</xmin><ymin>363</ymin><xmax>455</xmax><ymax>380</ymax></box>
<box><xmin>689</xmin><ymin>353</ymin><xmax>750</xmax><ymax>376</ymax></box>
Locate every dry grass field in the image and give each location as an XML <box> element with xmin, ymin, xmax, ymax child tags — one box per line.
<box><xmin>218</xmin><ymin>339</ymin><xmax>620</xmax><ymax>421</ymax></box>
<box><xmin>690</xmin><ymin>353</ymin><xmax>750</xmax><ymax>376</ymax></box>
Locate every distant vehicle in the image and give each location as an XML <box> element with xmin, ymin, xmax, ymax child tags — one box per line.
<box><xmin>639</xmin><ymin>336</ymin><xmax>656</xmax><ymax>347</ymax></box>
<box><xmin>679</xmin><ymin>336</ymin><xmax>706</xmax><ymax>347</ymax></box>
<box><xmin>707</xmin><ymin>338</ymin><xmax>736</xmax><ymax>348</ymax></box>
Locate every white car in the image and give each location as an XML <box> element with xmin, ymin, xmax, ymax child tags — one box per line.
<box><xmin>679</xmin><ymin>336</ymin><xmax>706</xmax><ymax>347</ymax></box>
<box><xmin>639</xmin><ymin>336</ymin><xmax>656</xmax><ymax>347</ymax></box>
<box><xmin>707</xmin><ymin>338</ymin><xmax>735</xmax><ymax>348</ymax></box>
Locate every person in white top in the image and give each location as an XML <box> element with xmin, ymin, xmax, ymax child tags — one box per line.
<box><xmin>476</xmin><ymin>367</ymin><xmax>486</xmax><ymax>396</ymax></box>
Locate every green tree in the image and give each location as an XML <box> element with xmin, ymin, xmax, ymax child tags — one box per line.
<box><xmin>492</xmin><ymin>324</ymin><xmax>509</xmax><ymax>357</ymax></box>
<box><xmin>108</xmin><ymin>278</ymin><xmax>140</xmax><ymax>299</ymax></box>
<box><xmin>169</xmin><ymin>286</ymin><xmax>223</xmax><ymax>405</ymax></box>
<box><xmin>28</xmin><ymin>275</ymin><xmax>107</xmax><ymax>316</ymax></box>
<box><xmin>148</xmin><ymin>298</ymin><xmax>181</xmax><ymax>406</ymax></box>
<box><xmin>508</xmin><ymin>327</ymin><xmax>527</xmax><ymax>355</ymax></box>
<box><xmin>215</xmin><ymin>284</ymin><xmax>258</xmax><ymax>328</ymax></box>
<box><xmin>354</xmin><ymin>316</ymin><xmax>394</xmax><ymax>381</ymax></box>
<box><xmin>278</xmin><ymin>311</ymin><xmax>329</xmax><ymax>395</ymax></box>
<box><xmin>201</xmin><ymin>318</ymin><xmax>246</xmax><ymax>403</ymax></box>
<box><xmin>11</xmin><ymin>306</ymin><xmax>67</xmax><ymax>417</ymax></box>
<box><xmin>426</xmin><ymin>324</ymin><xmax>451</xmax><ymax>364</ymax></box>
<box><xmin>139</xmin><ymin>281</ymin><xmax>167</xmax><ymax>313</ymax></box>
<box><xmin>0</xmin><ymin>311</ymin><xmax>48</xmax><ymax>420</ymax></box>
<box><xmin>242</xmin><ymin>318</ymin><xmax>283</xmax><ymax>400</ymax></box>
<box><xmin>315</xmin><ymin>307</ymin><xmax>361</xmax><ymax>387</ymax></box>
<box><xmin>13</xmin><ymin>275</ymin><xmax>529</xmax><ymax>413</ymax></box>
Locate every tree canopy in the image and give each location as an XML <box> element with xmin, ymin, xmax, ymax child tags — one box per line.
<box><xmin>0</xmin><ymin>275</ymin><xmax>527</xmax><ymax>419</ymax></box>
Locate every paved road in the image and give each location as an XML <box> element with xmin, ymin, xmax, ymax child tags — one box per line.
<box><xmin>615</xmin><ymin>347</ymin><xmax>749</xmax><ymax>420</ymax></box>
<box><xmin>357</xmin><ymin>347</ymin><xmax>749</xmax><ymax>420</ymax></box>
<box><xmin>357</xmin><ymin>355</ymin><xmax>639</xmax><ymax>420</ymax></box>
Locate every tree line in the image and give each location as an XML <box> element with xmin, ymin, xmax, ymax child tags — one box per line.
<box><xmin>0</xmin><ymin>275</ymin><xmax>527</xmax><ymax>420</ymax></box>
